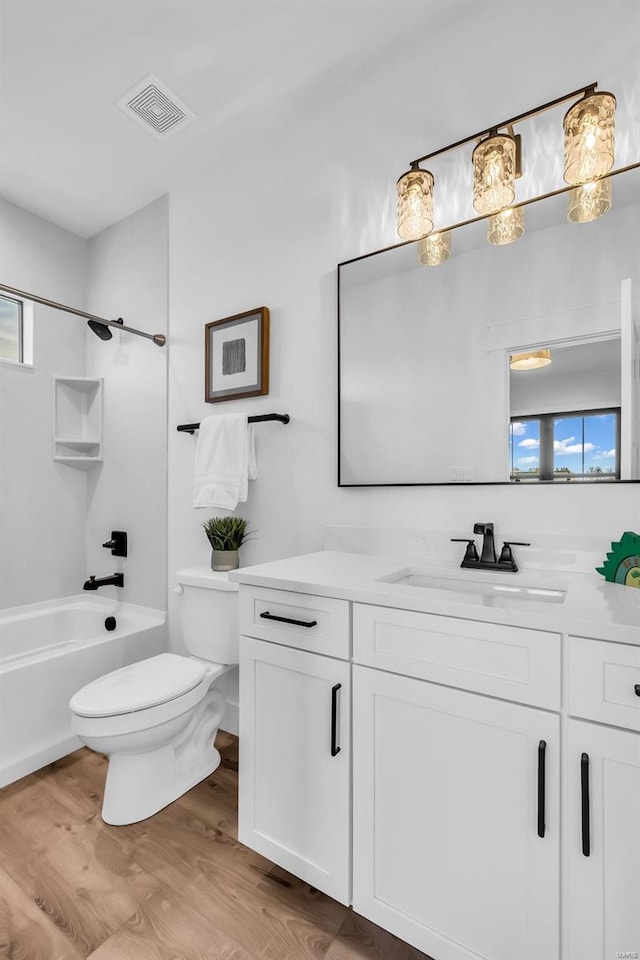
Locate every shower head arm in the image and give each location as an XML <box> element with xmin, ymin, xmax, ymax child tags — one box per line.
<box><xmin>0</xmin><ymin>282</ymin><xmax>166</xmax><ymax>347</ymax></box>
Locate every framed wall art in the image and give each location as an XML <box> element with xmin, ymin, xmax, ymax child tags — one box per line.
<box><xmin>204</xmin><ymin>306</ymin><xmax>269</xmax><ymax>403</ymax></box>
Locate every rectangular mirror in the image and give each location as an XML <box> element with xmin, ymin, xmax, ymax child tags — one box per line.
<box><xmin>338</xmin><ymin>165</ymin><xmax>639</xmax><ymax>486</ymax></box>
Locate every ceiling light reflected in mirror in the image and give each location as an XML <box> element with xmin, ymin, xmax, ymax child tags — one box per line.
<box><xmin>510</xmin><ymin>349</ymin><xmax>552</xmax><ymax>371</ymax></box>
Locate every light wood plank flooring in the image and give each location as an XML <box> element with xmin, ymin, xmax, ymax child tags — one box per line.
<box><xmin>0</xmin><ymin>734</ymin><xmax>430</xmax><ymax>960</ymax></box>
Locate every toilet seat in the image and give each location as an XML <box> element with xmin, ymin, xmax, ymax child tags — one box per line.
<box><xmin>69</xmin><ymin>654</ymin><xmax>228</xmax><ymax>739</ymax></box>
<box><xmin>70</xmin><ymin>653</ymin><xmax>208</xmax><ymax>717</ymax></box>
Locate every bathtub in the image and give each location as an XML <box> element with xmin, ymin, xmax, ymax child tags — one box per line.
<box><xmin>0</xmin><ymin>594</ymin><xmax>166</xmax><ymax>787</ymax></box>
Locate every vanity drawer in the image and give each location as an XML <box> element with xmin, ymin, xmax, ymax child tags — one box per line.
<box><xmin>239</xmin><ymin>586</ymin><xmax>350</xmax><ymax>659</ymax></box>
<box><xmin>568</xmin><ymin>635</ymin><xmax>640</xmax><ymax>731</ymax></box>
<box><xmin>353</xmin><ymin>603</ymin><xmax>560</xmax><ymax>709</ymax></box>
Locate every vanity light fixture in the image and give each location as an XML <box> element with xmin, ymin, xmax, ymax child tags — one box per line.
<box><xmin>563</xmin><ymin>90</ymin><xmax>616</xmax><ymax>185</ymax></box>
<box><xmin>396</xmin><ymin>82</ymin><xmax>618</xmax><ymax>246</ymax></box>
<box><xmin>510</xmin><ymin>349</ymin><xmax>552</xmax><ymax>370</ymax></box>
<box><xmin>397</xmin><ymin>164</ymin><xmax>434</xmax><ymax>240</ymax></box>
<box><xmin>567</xmin><ymin>176</ymin><xmax>612</xmax><ymax>223</ymax></box>
<box><xmin>487</xmin><ymin>205</ymin><xmax>525</xmax><ymax>245</ymax></box>
<box><xmin>417</xmin><ymin>230</ymin><xmax>451</xmax><ymax>266</ymax></box>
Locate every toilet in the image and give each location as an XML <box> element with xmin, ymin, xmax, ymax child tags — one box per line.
<box><xmin>69</xmin><ymin>567</ymin><xmax>239</xmax><ymax>825</ymax></box>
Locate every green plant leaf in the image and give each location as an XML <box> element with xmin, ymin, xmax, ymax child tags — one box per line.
<box><xmin>202</xmin><ymin>515</ymin><xmax>252</xmax><ymax>551</ymax></box>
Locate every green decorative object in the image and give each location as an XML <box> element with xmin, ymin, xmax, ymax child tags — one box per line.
<box><xmin>596</xmin><ymin>531</ymin><xmax>640</xmax><ymax>587</ymax></box>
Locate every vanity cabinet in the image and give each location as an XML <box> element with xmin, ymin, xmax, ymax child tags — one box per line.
<box><xmin>353</xmin><ymin>602</ymin><xmax>561</xmax><ymax>709</ymax></box>
<box><xmin>565</xmin><ymin>721</ymin><xmax>640</xmax><ymax>959</ymax></box>
<box><xmin>235</xmin><ymin>565</ymin><xmax>639</xmax><ymax>960</ymax></box>
<box><xmin>239</xmin><ymin>634</ymin><xmax>351</xmax><ymax>905</ymax></box>
<box><xmin>352</xmin><ymin>664</ymin><xmax>560</xmax><ymax>960</ymax></box>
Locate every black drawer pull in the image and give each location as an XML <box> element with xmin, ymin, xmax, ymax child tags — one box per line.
<box><xmin>635</xmin><ymin>683</ymin><xmax>640</xmax><ymax>698</ymax></box>
<box><xmin>259</xmin><ymin>611</ymin><xmax>318</xmax><ymax>628</ymax></box>
<box><xmin>331</xmin><ymin>683</ymin><xmax>341</xmax><ymax>757</ymax></box>
<box><xmin>537</xmin><ymin>740</ymin><xmax>546</xmax><ymax>838</ymax></box>
<box><xmin>581</xmin><ymin>752</ymin><xmax>590</xmax><ymax>857</ymax></box>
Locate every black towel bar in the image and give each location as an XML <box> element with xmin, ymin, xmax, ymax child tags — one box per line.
<box><xmin>177</xmin><ymin>413</ymin><xmax>290</xmax><ymax>434</ymax></box>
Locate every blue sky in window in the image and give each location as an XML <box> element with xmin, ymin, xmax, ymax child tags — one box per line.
<box><xmin>510</xmin><ymin>414</ymin><xmax>616</xmax><ymax>475</ymax></box>
<box><xmin>577</xmin><ymin>413</ymin><xmax>616</xmax><ymax>473</ymax></box>
<box><xmin>510</xmin><ymin>419</ymin><xmax>540</xmax><ymax>472</ymax></box>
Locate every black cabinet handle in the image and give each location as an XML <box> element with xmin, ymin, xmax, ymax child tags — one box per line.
<box><xmin>331</xmin><ymin>683</ymin><xmax>341</xmax><ymax>757</ymax></box>
<box><xmin>635</xmin><ymin>683</ymin><xmax>640</xmax><ymax>698</ymax></box>
<box><xmin>581</xmin><ymin>752</ymin><xmax>590</xmax><ymax>857</ymax></box>
<box><xmin>537</xmin><ymin>740</ymin><xmax>546</xmax><ymax>838</ymax></box>
<box><xmin>259</xmin><ymin>611</ymin><xmax>318</xmax><ymax>628</ymax></box>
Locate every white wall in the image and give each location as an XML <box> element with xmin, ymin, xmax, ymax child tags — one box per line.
<box><xmin>0</xmin><ymin>194</ymin><xmax>169</xmax><ymax>614</ymax></box>
<box><xmin>0</xmin><ymin>198</ymin><xmax>88</xmax><ymax>607</ymax></box>
<box><xmin>85</xmin><ymin>197</ymin><xmax>169</xmax><ymax>612</ymax></box>
<box><xmin>167</xmin><ymin>1</ymin><xmax>640</xmax><ymax>658</ymax></box>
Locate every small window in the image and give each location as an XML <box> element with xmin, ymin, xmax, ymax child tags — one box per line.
<box><xmin>0</xmin><ymin>290</ymin><xmax>33</xmax><ymax>366</ymax></box>
<box><xmin>510</xmin><ymin>409</ymin><xmax>620</xmax><ymax>481</ymax></box>
<box><xmin>0</xmin><ymin>294</ymin><xmax>23</xmax><ymax>363</ymax></box>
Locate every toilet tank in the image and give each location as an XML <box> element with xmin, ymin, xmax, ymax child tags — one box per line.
<box><xmin>175</xmin><ymin>567</ymin><xmax>239</xmax><ymax>664</ymax></box>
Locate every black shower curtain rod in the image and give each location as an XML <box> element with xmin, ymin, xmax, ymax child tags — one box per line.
<box><xmin>0</xmin><ymin>283</ymin><xmax>166</xmax><ymax>347</ymax></box>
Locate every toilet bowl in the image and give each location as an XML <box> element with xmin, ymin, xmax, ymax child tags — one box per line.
<box><xmin>69</xmin><ymin>568</ymin><xmax>239</xmax><ymax>825</ymax></box>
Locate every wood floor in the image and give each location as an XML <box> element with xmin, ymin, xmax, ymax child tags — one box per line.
<box><xmin>0</xmin><ymin>734</ymin><xmax>429</xmax><ymax>960</ymax></box>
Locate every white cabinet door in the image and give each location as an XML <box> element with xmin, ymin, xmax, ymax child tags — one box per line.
<box><xmin>353</xmin><ymin>665</ymin><xmax>559</xmax><ymax>960</ymax></box>
<box><xmin>239</xmin><ymin>636</ymin><xmax>351</xmax><ymax>904</ymax></box>
<box><xmin>566</xmin><ymin>720</ymin><xmax>640</xmax><ymax>960</ymax></box>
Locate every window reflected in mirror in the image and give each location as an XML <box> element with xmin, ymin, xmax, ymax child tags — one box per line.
<box><xmin>508</xmin><ymin>338</ymin><xmax>621</xmax><ymax>482</ymax></box>
<box><xmin>510</xmin><ymin>409</ymin><xmax>619</xmax><ymax>482</ymax></box>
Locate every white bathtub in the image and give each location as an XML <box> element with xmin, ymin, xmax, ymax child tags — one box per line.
<box><xmin>0</xmin><ymin>595</ymin><xmax>166</xmax><ymax>787</ymax></box>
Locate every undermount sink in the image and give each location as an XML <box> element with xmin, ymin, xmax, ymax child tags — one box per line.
<box><xmin>378</xmin><ymin>567</ymin><xmax>567</xmax><ymax>604</ymax></box>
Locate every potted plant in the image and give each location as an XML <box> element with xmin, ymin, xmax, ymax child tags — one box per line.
<box><xmin>202</xmin><ymin>515</ymin><xmax>251</xmax><ymax>571</ymax></box>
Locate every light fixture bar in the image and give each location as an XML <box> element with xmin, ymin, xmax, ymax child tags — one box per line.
<box><xmin>339</xmin><ymin>161</ymin><xmax>640</xmax><ymax>268</ymax></box>
<box><xmin>409</xmin><ymin>82</ymin><xmax>598</xmax><ymax>167</ymax></box>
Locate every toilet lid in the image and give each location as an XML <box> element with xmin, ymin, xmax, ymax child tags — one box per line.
<box><xmin>69</xmin><ymin>653</ymin><xmax>208</xmax><ymax>717</ymax></box>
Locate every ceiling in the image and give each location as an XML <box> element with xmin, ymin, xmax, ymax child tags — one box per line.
<box><xmin>0</xmin><ymin>0</ymin><xmax>638</xmax><ymax>239</ymax></box>
<box><xmin>0</xmin><ymin>0</ymin><xmax>463</xmax><ymax>237</ymax></box>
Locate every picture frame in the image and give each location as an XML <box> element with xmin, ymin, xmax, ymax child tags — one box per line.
<box><xmin>204</xmin><ymin>307</ymin><xmax>269</xmax><ymax>403</ymax></box>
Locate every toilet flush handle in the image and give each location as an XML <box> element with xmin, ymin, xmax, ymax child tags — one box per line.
<box><xmin>173</xmin><ymin>585</ymin><xmax>184</xmax><ymax>595</ymax></box>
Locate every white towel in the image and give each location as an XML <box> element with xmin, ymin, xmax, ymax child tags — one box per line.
<box><xmin>193</xmin><ymin>414</ymin><xmax>257</xmax><ymax>510</ymax></box>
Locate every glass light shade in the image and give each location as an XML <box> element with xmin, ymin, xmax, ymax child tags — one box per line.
<box><xmin>472</xmin><ymin>133</ymin><xmax>517</xmax><ymax>214</ymax></box>
<box><xmin>487</xmin><ymin>206</ymin><xmax>525</xmax><ymax>245</ymax></box>
<box><xmin>563</xmin><ymin>91</ymin><xmax>616</xmax><ymax>185</ymax></box>
<box><xmin>417</xmin><ymin>231</ymin><xmax>451</xmax><ymax>266</ymax></box>
<box><xmin>567</xmin><ymin>177</ymin><xmax>612</xmax><ymax>223</ymax></box>
<box><xmin>397</xmin><ymin>167</ymin><xmax>434</xmax><ymax>240</ymax></box>
<box><xmin>510</xmin><ymin>349</ymin><xmax>552</xmax><ymax>370</ymax></box>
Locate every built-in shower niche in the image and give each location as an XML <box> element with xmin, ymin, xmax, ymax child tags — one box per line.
<box><xmin>53</xmin><ymin>376</ymin><xmax>103</xmax><ymax>469</ymax></box>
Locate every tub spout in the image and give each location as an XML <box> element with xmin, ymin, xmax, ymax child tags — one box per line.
<box><xmin>83</xmin><ymin>573</ymin><xmax>124</xmax><ymax>590</ymax></box>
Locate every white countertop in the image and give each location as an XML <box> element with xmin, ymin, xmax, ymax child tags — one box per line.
<box><xmin>230</xmin><ymin>550</ymin><xmax>640</xmax><ymax>645</ymax></box>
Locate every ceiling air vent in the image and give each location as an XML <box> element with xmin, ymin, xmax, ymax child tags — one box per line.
<box><xmin>116</xmin><ymin>74</ymin><xmax>196</xmax><ymax>140</ymax></box>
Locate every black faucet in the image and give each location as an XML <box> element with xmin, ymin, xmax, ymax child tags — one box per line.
<box><xmin>475</xmin><ymin>522</ymin><xmax>496</xmax><ymax>564</ymax></box>
<box><xmin>83</xmin><ymin>573</ymin><xmax>125</xmax><ymax>590</ymax></box>
<box><xmin>451</xmin><ymin>523</ymin><xmax>530</xmax><ymax>572</ymax></box>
